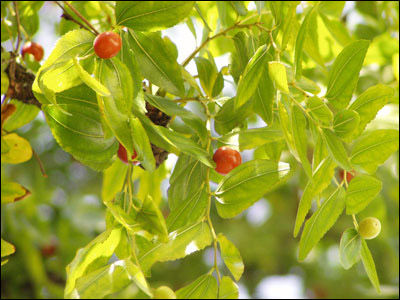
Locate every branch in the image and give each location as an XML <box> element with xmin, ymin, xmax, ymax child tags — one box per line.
<box><xmin>181</xmin><ymin>20</ymin><xmax>260</xmax><ymax>67</ymax></box>
<box><xmin>62</xmin><ymin>1</ymin><xmax>99</xmax><ymax>35</ymax></box>
<box><xmin>13</xmin><ymin>1</ymin><xmax>22</xmax><ymax>52</ymax></box>
<box><xmin>54</xmin><ymin>1</ymin><xmax>93</xmax><ymax>33</ymax></box>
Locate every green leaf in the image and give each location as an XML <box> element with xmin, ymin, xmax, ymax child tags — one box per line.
<box><xmin>138</xmin><ymin>115</ymin><xmax>215</xmax><ymax>168</ymax></box>
<box><xmin>321</xmin><ymin>128</ymin><xmax>352</xmax><ymax>171</ymax></box>
<box><xmin>2</xmin><ymin>100</ymin><xmax>40</xmax><ymax>132</ymax></box>
<box><xmin>219</xmin><ymin>276</ymin><xmax>239</xmax><ymax>299</ymax></box>
<box><xmin>33</xmin><ymin>29</ymin><xmax>94</xmax><ymax>96</ymax></box>
<box><xmin>1</xmin><ymin>238</ymin><xmax>15</xmax><ymax>258</ymax></box>
<box><xmin>73</xmin><ymin>58</ymin><xmax>110</xmax><ymax>96</ymax></box>
<box><xmin>231</xmin><ymin>32</ymin><xmax>249</xmax><ymax>83</ymax></box>
<box><xmin>339</xmin><ymin>228</ymin><xmax>361</xmax><ymax>270</ymax></box>
<box><xmin>215</xmin><ymin>160</ymin><xmax>291</xmax><ymax>218</ymax></box>
<box><xmin>1</xmin><ymin>180</ymin><xmax>30</xmax><ymax>204</ymax></box>
<box><xmin>176</xmin><ymin>273</ymin><xmax>217</xmax><ymax>299</ymax></box>
<box><xmin>320</xmin><ymin>12</ymin><xmax>353</xmax><ymax>46</ymax></box>
<box><xmin>194</xmin><ymin>56</ymin><xmax>223</xmax><ymax>98</ymax></box>
<box><xmin>119</xmin><ymin>30</ymin><xmax>145</xmax><ymax>110</ymax></box>
<box><xmin>136</xmin><ymin>195</ymin><xmax>169</xmax><ymax>243</ymax></box>
<box><xmin>278</xmin><ymin>99</ymin><xmax>298</xmax><ymax>161</ymax></box>
<box><xmin>333</xmin><ymin>109</ymin><xmax>360</xmax><ymax>138</ymax></box>
<box><xmin>115</xmin><ymin>1</ymin><xmax>195</xmax><ymax>31</ymax></box>
<box><xmin>214</xmin><ymin>97</ymin><xmax>253</xmax><ymax>135</ymax></box>
<box><xmin>137</xmin><ymin>221</ymin><xmax>212</xmax><ymax>275</ymax></box>
<box><xmin>294</xmin><ymin>157</ymin><xmax>336</xmax><ymax>237</ymax></box>
<box><xmin>74</xmin><ymin>260</ymin><xmax>151</xmax><ymax>298</ymax></box>
<box><xmin>127</xmin><ymin>30</ymin><xmax>184</xmax><ymax>96</ymax></box>
<box><xmin>1</xmin><ymin>71</ymin><xmax>9</xmax><ymax>94</ymax></box>
<box><xmin>294</xmin><ymin>6</ymin><xmax>318</xmax><ymax>79</ymax></box>
<box><xmin>96</xmin><ymin>57</ymin><xmax>137</xmax><ymax>157</ymax></box>
<box><xmin>235</xmin><ymin>45</ymin><xmax>270</xmax><ymax>109</ymax></box>
<box><xmin>318</xmin><ymin>1</ymin><xmax>345</xmax><ymax>18</ymax></box>
<box><xmin>280</xmin><ymin>3</ymin><xmax>298</xmax><ymax>52</ymax></box>
<box><xmin>268</xmin><ymin>61</ymin><xmax>289</xmax><ymax>94</ymax></box>
<box><xmin>43</xmin><ymin>102</ymin><xmax>117</xmax><ymax>171</ymax></box>
<box><xmin>65</xmin><ymin>227</ymin><xmax>123</xmax><ymax>298</ymax></box>
<box><xmin>217</xmin><ymin>1</ymin><xmax>236</xmax><ymax>27</ymax></box>
<box><xmin>360</xmin><ymin>239</ymin><xmax>381</xmax><ymax>293</ymax></box>
<box><xmin>298</xmin><ymin>186</ymin><xmax>346</xmax><ymax>261</ymax></box>
<box><xmin>217</xmin><ymin>234</ymin><xmax>244</xmax><ymax>281</ymax></box>
<box><xmin>306</xmin><ymin>96</ymin><xmax>333</xmax><ymax>126</ymax></box>
<box><xmin>217</xmin><ymin>127</ymin><xmax>283</xmax><ymax>151</ymax></box>
<box><xmin>130</xmin><ymin>117</ymin><xmax>156</xmax><ymax>172</ymax></box>
<box><xmin>348</xmin><ymin>84</ymin><xmax>394</xmax><ymax>139</ymax></box>
<box><xmin>1</xmin><ymin>133</ymin><xmax>32</xmax><ymax>164</ymax></box>
<box><xmin>350</xmin><ymin>129</ymin><xmax>399</xmax><ymax>174</ymax></box>
<box><xmin>312</xmin><ymin>133</ymin><xmax>329</xmax><ymax>171</ymax></box>
<box><xmin>325</xmin><ymin>40</ymin><xmax>370</xmax><ymax>109</ymax></box>
<box><xmin>346</xmin><ymin>175</ymin><xmax>382</xmax><ymax>215</ymax></box>
<box><xmin>252</xmin><ymin>64</ymin><xmax>275</xmax><ymax>125</ymax></box>
<box><xmin>230</xmin><ymin>1</ymin><xmax>247</xmax><ymax>16</ymax></box>
<box><xmin>167</xmin><ymin>155</ymin><xmax>208</xmax><ymax>231</ymax></box>
<box><xmin>291</xmin><ymin>105</ymin><xmax>312</xmax><ymax>178</ymax></box>
<box><xmin>145</xmin><ymin>94</ymin><xmax>208</xmax><ymax>145</ymax></box>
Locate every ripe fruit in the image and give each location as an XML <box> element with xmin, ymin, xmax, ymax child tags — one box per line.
<box><xmin>117</xmin><ymin>143</ymin><xmax>137</xmax><ymax>164</ymax></box>
<box><xmin>213</xmin><ymin>146</ymin><xmax>242</xmax><ymax>175</ymax></box>
<box><xmin>339</xmin><ymin>169</ymin><xmax>355</xmax><ymax>183</ymax></box>
<box><xmin>93</xmin><ymin>31</ymin><xmax>122</xmax><ymax>59</ymax></box>
<box><xmin>358</xmin><ymin>217</ymin><xmax>381</xmax><ymax>240</ymax></box>
<box><xmin>41</xmin><ymin>244</ymin><xmax>57</xmax><ymax>257</ymax></box>
<box><xmin>153</xmin><ymin>286</ymin><xmax>176</xmax><ymax>299</ymax></box>
<box><xmin>21</xmin><ymin>42</ymin><xmax>44</xmax><ymax>61</ymax></box>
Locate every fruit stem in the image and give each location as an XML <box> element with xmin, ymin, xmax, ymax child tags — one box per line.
<box><xmin>352</xmin><ymin>214</ymin><xmax>359</xmax><ymax>230</ymax></box>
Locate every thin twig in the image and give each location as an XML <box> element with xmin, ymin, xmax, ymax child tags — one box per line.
<box><xmin>181</xmin><ymin>21</ymin><xmax>260</xmax><ymax>67</ymax></box>
<box><xmin>13</xmin><ymin>1</ymin><xmax>22</xmax><ymax>52</ymax></box>
<box><xmin>54</xmin><ymin>1</ymin><xmax>93</xmax><ymax>33</ymax></box>
<box><xmin>62</xmin><ymin>1</ymin><xmax>99</xmax><ymax>35</ymax></box>
<box><xmin>32</xmin><ymin>148</ymin><xmax>48</xmax><ymax>177</ymax></box>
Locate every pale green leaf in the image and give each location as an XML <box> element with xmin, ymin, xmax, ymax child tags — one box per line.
<box><xmin>294</xmin><ymin>157</ymin><xmax>336</xmax><ymax>237</ymax></box>
<box><xmin>346</xmin><ymin>175</ymin><xmax>382</xmax><ymax>215</ymax></box>
<box><xmin>306</xmin><ymin>96</ymin><xmax>333</xmax><ymax>126</ymax></box>
<box><xmin>217</xmin><ymin>127</ymin><xmax>283</xmax><ymax>151</ymax></box>
<box><xmin>350</xmin><ymin>129</ymin><xmax>399</xmax><ymax>174</ymax></box>
<box><xmin>339</xmin><ymin>228</ymin><xmax>362</xmax><ymax>270</ymax></box>
<box><xmin>218</xmin><ymin>234</ymin><xmax>244</xmax><ymax>281</ymax></box>
<box><xmin>333</xmin><ymin>109</ymin><xmax>360</xmax><ymax>138</ymax></box>
<box><xmin>137</xmin><ymin>221</ymin><xmax>212</xmax><ymax>275</ymax></box>
<box><xmin>127</xmin><ymin>30</ymin><xmax>184</xmax><ymax>96</ymax></box>
<box><xmin>268</xmin><ymin>61</ymin><xmax>289</xmax><ymax>94</ymax></box>
<box><xmin>215</xmin><ymin>160</ymin><xmax>291</xmax><ymax>218</ymax></box>
<box><xmin>1</xmin><ymin>133</ymin><xmax>32</xmax><ymax>164</ymax></box>
<box><xmin>65</xmin><ymin>227</ymin><xmax>123</xmax><ymax>298</ymax></box>
<box><xmin>360</xmin><ymin>239</ymin><xmax>381</xmax><ymax>293</ymax></box>
<box><xmin>219</xmin><ymin>276</ymin><xmax>239</xmax><ymax>299</ymax></box>
<box><xmin>291</xmin><ymin>105</ymin><xmax>312</xmax><ymax>178</ymax></box>
<box><xmin>235</xmin><ymin>45</ymin><xmax>270</xmax><ymax>109</ymax></box>
<box><xmin>176</xmin><ymin>273</ymin><xmax>217</xmax><ymax>299</ymax></box>
<box><xmin>1</xmin><ymin>238</ymin><xmax>15</xmax><ymax>258</ymax></box>
<box><xmin>325</xmin><ymin>40</ymin><xmax>370</xmax><ymax>109</ymax></box>
<box><xmin>1</xmin><ymin>180</ymin><xmax>30</xmax><ymax>204</ymax></box>
<box><xmin>115</xmin><ymin>1</ymin><xmax>195</xmax><ymax>31</ymax></box>
<box><xmin>321</xmin><ymin>128</ymin><xmax>352</xmax><ymax>171</ymax></box>
<box><xmin>298</xmin><ymin>186</ymin><xmax>346</xmax><ymax>261</ymax></box>
<box><xmin>348</xmin><ymin>84</ymin><xmax>394</xmax><ymax>139</ymax></box>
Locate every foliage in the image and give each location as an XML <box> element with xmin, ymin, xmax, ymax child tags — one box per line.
<box><xmin>1</xmin><ymin>1</ymin><xmax>399</xmax><ymax>299</ymax></box>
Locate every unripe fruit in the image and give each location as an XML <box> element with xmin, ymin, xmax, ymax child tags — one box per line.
<box><xmin>339</xmin><ymin>169</ymin><xmax>355</xmax><ymax>183</ymax></box>
<box><xmin>117</xmin><ymin>143</ymin><xmax>137</xmax><ymax>164</ymax></box>
<box><xmin>153</xmin><ymin>286</ymin><xmax>176</xmax><ymax>299</ymax></box>
<box><xmin>21</xmin><ymin>42</ymin><xmax>44</xmax><ymax>61</ymax></box>
<box><xmin>213</xmin><ymin>146</ymin><xmax>242</xmax><ymax>175</ymax></box>
<box><xmin>93</xmin><ymin>31</ymin><xmax>122</xmax><ymax>59</ymax></box>
<box><xmin>358</xmin><ymin>217</ymin><xmax>381</xmax><ymax>240</ymax></box>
